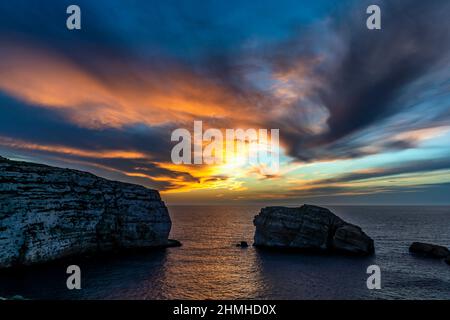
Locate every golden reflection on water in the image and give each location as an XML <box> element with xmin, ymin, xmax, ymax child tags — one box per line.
<box><xmin>160</xmin><ymin>206</ymin><xmax>267</xmax><ymax>299</ymax></box>
<box><xmin>2</xmin><ymin>206</ymin><xmax>450</xmax><ymax>299</ymax></box>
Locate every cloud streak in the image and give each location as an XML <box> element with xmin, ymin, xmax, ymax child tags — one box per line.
<box><xmin>261</xmin><ymin>0</ymin><xmax>450</xmax><ymax>161</ymax></box>
<box><xmin>0</xmin><ymin>0</ymin><xmax>449</xmax><ymax>203</ymax></box>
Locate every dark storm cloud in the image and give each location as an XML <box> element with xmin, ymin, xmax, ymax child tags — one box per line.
<box><xmin>0</xmin><ymin>94</ymin><xmax>202</xmax><ymax>191</ymax></box>
<box><xmin>266</xmin><ymin>0</ymin><xmax>450</xmax><ymax>161</ymax></box>
<box><xmin>0</xmin><ymin>94</ymin><xmax>175</xmax><ymax>162</ymax></box>
<box><xmin>2</xmin><ymin>1</ymin><xmax>448</xmax><ymax>161</ymax></box>
<box><xmin>321</xmin><ymin>1</ymin><xmax>449</xmax><ymax>138</ymax></box>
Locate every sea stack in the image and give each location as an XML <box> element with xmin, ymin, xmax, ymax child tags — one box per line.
<box><xmin>0</xmin><ymin>156</ymin><xmax>173</xmax><ymax>269</ymax></box>
<box><xmin>253</xmin><ymin>204</ymin><xmax>374</xmax><ymax>256</ymax></box>
<box><xmin>409</xmin><ymin>242</ymin><xmax>450</xmax><ymax>259</ymax></box>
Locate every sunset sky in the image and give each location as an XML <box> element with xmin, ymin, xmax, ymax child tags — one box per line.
<box><xmin>1</xmin><ymin>0</ymin><xmax>449</xmax><ymax>205</ymax></box>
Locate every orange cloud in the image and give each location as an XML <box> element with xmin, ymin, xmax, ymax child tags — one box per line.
<box><xmin>0</xmin><ymin>135</ymin><xmax>249</xmax><ymax>193</ymax></box>
<box><xmin>0</xmin><ymin>42</ymin><xmax>262</xmax><ymax>129</ymax></box>
<box><xmin>0</xmin><ymin>136</ymin><xmax>147</xmax><ymax>159</ymax></box>
<box><xmin>391</xmin><ymin>126</ymin><xmax>450</xmax><ymax>143</ymax></box>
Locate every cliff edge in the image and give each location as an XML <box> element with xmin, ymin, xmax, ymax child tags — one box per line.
<box><xmin>0</xmin><ymin>156</ymin><xmax>172</xmax><ymax>268</ymax></box>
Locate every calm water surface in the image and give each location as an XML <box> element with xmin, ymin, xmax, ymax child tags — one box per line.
<box><xmin>0</xmin><ymin>206</ymin><xmax>449</xmax><ymax>299</ymax></box>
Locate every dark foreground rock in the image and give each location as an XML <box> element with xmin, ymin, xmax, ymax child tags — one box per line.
<box><xmin>409</xmin><ymin>242</ymin><xmax>450</xmax><ymax>259</ymax></box>
<box><xmin>236</xmin><ymin>241</ymin><xmax>249</xmax><ymax>248</ymax></box>
<box><xmin>167</xmin><ymin>239</ymin><xmax>183</xmax><ymax>247</ymax></box>
<box><xmin>253</xmin><ymin>205</ymin><xmax>374</xmax><ymax>256</ymax></box>
<box><xmin>0</xmin><ymin>156</ymin><xmax>173</xmax><ymax>269</ymax></box>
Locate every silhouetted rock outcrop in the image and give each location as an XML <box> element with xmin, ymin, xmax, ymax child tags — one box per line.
<box><xmin>253</xmin><ymin>205</ymin><xmax>374</xmax><ymax>256</ymax></box>
<box><xmin>409</xmin><ymin>242</ymin><xmax>450</xmax><ymax>259</ymax></box>
<box><xmin>236</xmin><ymin>241</ymin><xmax>249</xmax><ymax>248</ymax></box>
<box><xmin>0</xmin><ymin>157</ymin><xmax>173</xmax><ymax>268</ymax></box>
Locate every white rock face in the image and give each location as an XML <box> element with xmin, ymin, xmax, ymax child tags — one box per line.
<box><xmin>0</xmin><ymin>156</ymin><xmax>172</xmax><ymax>268</ymax></box>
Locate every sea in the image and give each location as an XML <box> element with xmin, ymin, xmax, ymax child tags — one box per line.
<box><xmin>0</xmin><ymin>205</ymin><xmax>449</xmax><ymax>300</ymax></box>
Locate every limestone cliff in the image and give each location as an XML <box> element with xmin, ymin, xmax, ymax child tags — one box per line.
<box><xmin>253</xmin><ymin>204</ymin><xmax>374</xmax><ymax>255</ymax></box>
<box><xmin>0</xmin><ymin>156</ymin><xmax>172</xmax><ymax>268</ymax></box>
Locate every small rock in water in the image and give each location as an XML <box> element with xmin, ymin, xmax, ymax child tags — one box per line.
<box><xmin>236</xmin><ymin>241</ymin><xmax>249</xmax><ymax>248</ymax></box>
<box><xmin>167</xmin><ymin>239</ymin><xmax>183</xmax><ymax>247</ymax></box>
<box><xmin>409</xmin><ymin>242</ymin><xmax>450</xmax><ymax>259</ymax></box>
<box><xmin>445</xmin><ymin>256</ymin><xmax>450</xmax><ymax>265</ymax></box>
